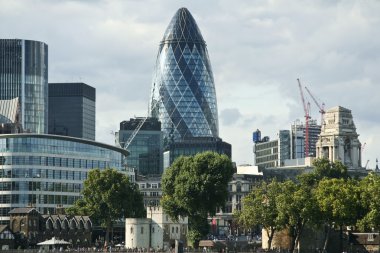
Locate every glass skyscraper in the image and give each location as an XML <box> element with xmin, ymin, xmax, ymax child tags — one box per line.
<box><xmin>117</xmin><ymin>117</ymin><xmax>163</xmax><ymax>176</ymax></box>
<box><xmin>48</xmin><ymin>82</ymin><xmax>96</xmax><ymax>141</ymax></box>
<box><xmin>149</xmin><ymin>8</ymin><xmax>219</xmax><ymax>145</ymax></box>
<box><xmin>0</xmin><ymin>39</ymin><xmax>48</xmax><ymax>134</ymax></box>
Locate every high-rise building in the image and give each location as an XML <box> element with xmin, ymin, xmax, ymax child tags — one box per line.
<box><xmin>291</xmin><ymin>119</ymin><xmax>321</xmax><ymax>158</ymax></box>
<box><xmin>149</xmin><ymin>8</ymin><xmax>230</xmax><ymax>163</ymax></box>
<box><xmin>0</xmin><ymin>39</ymin><xmax>48</xmax><ymax>133</ymax></box>
<box><xmin>117</xmin><ymin>117</ymin><xmax>163</xmax><ymax>176</ymax></box>
<box><xmin>48</xmin><ymin>82</ymin><xmax>96</xmax><ymax>140</ymax></box>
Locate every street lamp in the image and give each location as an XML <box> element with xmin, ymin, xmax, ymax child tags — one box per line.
<box><xmin>148</xmin><ymin>201</ymin><xmax>153</xmax><ymax>251</ymax></box>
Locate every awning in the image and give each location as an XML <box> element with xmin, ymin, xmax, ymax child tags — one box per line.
<box><xmin>37</xmin><ymin>237</ymin><xmax>71</xmax><ymax>246</ymax></box>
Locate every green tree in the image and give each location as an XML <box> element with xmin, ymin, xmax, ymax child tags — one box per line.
<box><xmin>161</xmin><ymin>151</ymin><xmax>234</xmax><ymax>245</ymax></box>
<box><xmin>313</xmin><ymin>158</ymin><xmax>348</xmax><ymax>178</ymax></box>
<box><xmin>276</xmin><ymin>180</ymin><xmax>320</xmax><ymax>253</ymax></box>
<box><xmin>315</xmin><ymin>178</ymin><xmax>361</xmax><ymax>252</ymax></box>
<box><xmin>238</xmin><ymin>179</ymin><xmax>283</xmax><ymax>250</ymax></box>
<box><xmin>67</xmin><ymin>168</ymin><xmax>145</xmax><ymax>245</ymax></box>
<box><xmin>357</xmin><ymin>173</ymin><xmax>380</xmax><ymax>232</ymax></box>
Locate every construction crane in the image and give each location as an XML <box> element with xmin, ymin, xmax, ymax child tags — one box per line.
<box><xmin>304</xmin><ymin>86</ymin><xmax>326</xmax><ymax>125</ymax></box>
<box><xmin>361</xmin><ymin>142</ymin><xmax>367</xmax><ymax>163</ymax></box>
<box><xmin>123</xmin><ymin>117</ymin><xmax>149</xmax><ymax>150</ymax></box>
<box><xmin>297</xmin><ymin>78</ymin><xmax>311</xmax><ymax>157</ymax></box>
<box><xmin>365</xmin><ymin>159</ymin><xmax>370</xmax><ymax>169</ymax></box>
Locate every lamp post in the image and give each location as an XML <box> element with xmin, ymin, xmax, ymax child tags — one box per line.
<box><xmin>148</xmin><ymin>201</ymin><xmax>153</xmax><ymax>251</ymax></box>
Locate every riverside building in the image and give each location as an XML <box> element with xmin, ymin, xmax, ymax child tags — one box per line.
<box><xmin>0</xmin><ymin>134</ymin><xmax>131</xmax><ymax>225</ymax></box>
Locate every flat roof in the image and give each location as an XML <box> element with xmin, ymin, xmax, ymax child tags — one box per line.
<box><xmin>0</xmin><ymin>133</ymin><xmax>129</xmax><ymax>156</ymax></box>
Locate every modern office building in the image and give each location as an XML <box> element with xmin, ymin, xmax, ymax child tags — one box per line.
<box><xmin>253</xmin><ymin>130</ymin><xmax>291</xmax><ymax>171</ymax></box>
<box><xmin>166</xmin><ymin>137</ymin><xmax>231</xmax><ymax>165</ymax></box>
<box><xmin>48</xmin><ymin>82</ymin><xmax>96</xmax><ymax>141</ymax></box>
<box><xmin>117</xmin><ymin>117</ymin><xmax>163</xmax><ymax>176</ymax></box>
<box><xmin>0</xmin><ymin>39</ymin><xmax>48</xmax><ymax>134</ymax></box>
<box><xmin>149</xmin><ymin>8</ymin><xmax>231</xmax><ymax>163</ymax></box>
<box><xmin>291</xmin><ymin>119</ymin><xmax>321</xmax><ymax>158</ymax></box>
<box><xmin>0</xmin><ymin>134</ymin><xmax>132</xmax><ymax>225</ymax></box>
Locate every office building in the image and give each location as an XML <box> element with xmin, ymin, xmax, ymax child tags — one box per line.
<box><xmin>149</xmin><ymin>8</ymin><xmax>230</xmax><ymax>163</ymax></box>
<box><xmin>0</xmin><ymin>134</ymin><xmax>132</xmax><ymax>224</ymax></box>
<box><xmin>291</xmin><ymin>119</ymin><xmax>321</xmax><ymax>158</ymax></box>
<box><xmin>117</xmin><ymin>117</ymin><xmax>163</xmax><ymax>176</ymax></box>
<box><xmin>48</xmin><ymin>82</ymin><xmax>96</xmax><ymax>140</ymax></box>
<box><xmin>166</xmin><ymin>137</ymin><xmax>231</xmax><ymax>165</ymax></box>
<box><xmin>253</xmin><ymin>130</ymin><xmax>291</xmax><ymax>170</ymax></box>
<box><xmin>0</xmin><ymin>39</ymin><xmax>48</xmax><ymax>134</ymax></box>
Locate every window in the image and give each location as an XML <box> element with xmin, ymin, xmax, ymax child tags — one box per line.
<box><xmin>141</xmin><ymin>227</ymin><xmax>144</xmax><ymax>234</ymax></box>
<box><xmin>130</xmin><ymin>227</ymin><xmax>133</xmax><ymax>234</ymax></box>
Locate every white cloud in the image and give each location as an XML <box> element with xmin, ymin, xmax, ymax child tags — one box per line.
<box><xmin>1</xmin><ymin>0</ymin><xmax>380</xmax><ymax>167</ymax></box>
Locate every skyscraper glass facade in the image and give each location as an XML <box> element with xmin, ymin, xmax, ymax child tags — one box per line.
<box><xmin>48</xmin><ymin>83</ymin><xmax>96</xmax><ymax>140</ymax></box>
<box><xmin>118</xmin><ymin>118</ymin><xmax>163</xmax><ymax>176</ymax></box>
<box><xmin>149</xmin><ymin>8</ymin><xmax>219</xmax><ymax>144</ymax></box>
<box><xmin>0</xmin><ymin>39</ymin><xmax>48</xmax><ymax>134</ymax></box>
<box><xmin>0</xmin><ymin>134</ymin><xmax>131</xmax><ymax>224</ymax></box>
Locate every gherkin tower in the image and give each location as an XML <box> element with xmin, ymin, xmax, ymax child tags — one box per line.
<box><xmin>149</xmin><ymin>8</ymin><xmax>219</xmax><ymax>144</ymax></box>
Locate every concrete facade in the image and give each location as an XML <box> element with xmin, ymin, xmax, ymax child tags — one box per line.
<box><xmin>316</xmin><ymin>106</ymin><xmax>363</xmax><ymax>170</ymax></box>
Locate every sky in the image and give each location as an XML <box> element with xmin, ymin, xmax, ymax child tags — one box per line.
<box><xmin>1</xmin><ymin>0</ymin><xmax>380</xmax><ymax>167</ymax></box>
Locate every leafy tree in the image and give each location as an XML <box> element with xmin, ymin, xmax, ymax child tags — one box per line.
<box><xmin>276</xmin><ymin>180</ymin><xmax>320</xmax><ymax>253</ymax></box>
<box><xmin>238</xmin><ymin>179</ymin><xmax>283</xmax><ymax>250</ymax></box>
<box><xmin>67</xmin><ymin>168</ymin><xmax>145</xmax><ymax>245</ymax></box>
<box><xmin>315</xmin><ymin>178</ymin><xmax>361</xmax><ymax>252</ymax></box>
<box><xmin>161</xmin><ymin>151</ymin><xmax>234</xmax><ymax>245</ymax></box>
<box><xmin>357</xmin><ymin>173</ymin><xmax>380</xmax><ymax>232</ymax></box>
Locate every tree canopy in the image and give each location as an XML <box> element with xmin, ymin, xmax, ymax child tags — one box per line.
<box><xmin>238</xmin><ymin>179</ymin><xmax>283</xmax><ymax>249</ymax></box>
<box><xmin>161</xmin><ymin>151</ymin><xmax>234</xmax><ymax>245</ymax></box>
<box><xmin>66</xmin><ymin>168</ymin><xmax>145</xmax><ymax>244</ymax></box>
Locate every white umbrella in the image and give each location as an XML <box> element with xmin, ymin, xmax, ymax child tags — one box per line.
<box><xmin>37</xmin><ymin>237</ymin><xmax>71</xmax><ymax>246</ymax></box>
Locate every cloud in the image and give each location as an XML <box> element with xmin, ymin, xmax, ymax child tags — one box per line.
<box><xmin>220</xmin><ymin>108</ymin><xmax>242</xmax><ymax>126</ymax></box>
<box><xmin>1</xmin><ymin>0</ymin><xmax>380</xmax><ymax>166</ymax></box>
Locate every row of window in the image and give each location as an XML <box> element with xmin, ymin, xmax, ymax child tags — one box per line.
<box><xmin>0</xmin><ymin>181</ymin><xmax>82</xmax><ymax>193</ymax></box>
<box><xmin>0</xmin><ymin>155</ymin><xmax>115</xmax><ymax>169</ymax></box>
<box><xmin>0</xmin><ymin>168</ymin><xmax>87</xmax><ymax>181</ymax></box>
<box><xmin>0</xmin><ymin>137</ymin><xmax>122</xmax><ymax>162</ymax></box>
<box><xmin>0</xmin><ymin>194</ymin><xmax>81</xmax><ymax>205</ymax></box>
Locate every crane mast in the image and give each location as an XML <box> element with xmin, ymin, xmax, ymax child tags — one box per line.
<box><xmin>304</xmin><ymin>86</ymin><xmax>325</xmax><ymax>125</ymax></box>
<box><xmin>297</xmin><ymin>78</ymin><xmax>310</xmax><ymax>157</ymax></box>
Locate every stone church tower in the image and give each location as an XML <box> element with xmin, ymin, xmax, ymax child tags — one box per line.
<box><xmin>316</xmin><ymin>106</ymin><xmax>363</xmax><ymax>170</ymax></box>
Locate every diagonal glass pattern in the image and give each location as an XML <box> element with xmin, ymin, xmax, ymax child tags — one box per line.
<box><xmin>150</xmin><ymin>8</ymin><xmax>219</xmax><ymax>143</ymax></box>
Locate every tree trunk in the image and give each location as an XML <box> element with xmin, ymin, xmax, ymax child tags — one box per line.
<box><xmin>289</xmin><ymin>227</ymin><xmax>296</xmax><ymax>253</ymax></box>
<box><xmin>323</xmin><ymin>224</ymin><xmax>331</xmax><ymax>252</ymax></box>
<box><xmin>266</xmin><ymin>228</ymin><xmax>275</xmax><ymax>250</ymax></box>
<box><xmin>339</xmin><ymin>226</ymin><xmax>343</xmax><ymax>253</ymax></box>
<box><xmin>105</xmin><ymin>219</ymin><xmax>112</xmax><ymax>248</ymax></box>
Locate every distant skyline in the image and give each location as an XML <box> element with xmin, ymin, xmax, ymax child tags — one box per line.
<box><xmin>1</xmin><ymin>0</ymin><xmax>380</xmax><ymax>166</ymax></box>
